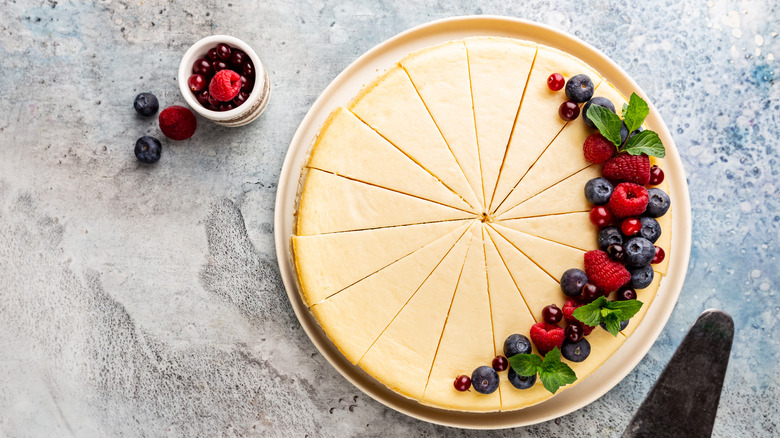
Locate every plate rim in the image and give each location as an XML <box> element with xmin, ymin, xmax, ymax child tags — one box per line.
<box><xmin>273</xmin><ymin>15</ymin><xmax>692</xmax><ymax>429</ymax></box>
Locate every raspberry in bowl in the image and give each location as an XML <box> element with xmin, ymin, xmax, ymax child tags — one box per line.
<box><xmin>178</xmin><ymin>35</ymin><xmax>270</xmax><ymax>127</ymax></box>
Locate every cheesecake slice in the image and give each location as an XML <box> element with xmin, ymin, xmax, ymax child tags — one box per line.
<box><xmin>499</xmin><ymin>165</ymin><xmax>600</xmax><ymax>219</ymax></box>
<box><xmin>499</xmin><ymin>212</ymin><xmax>597</xmax><ymax>252</ymax></box>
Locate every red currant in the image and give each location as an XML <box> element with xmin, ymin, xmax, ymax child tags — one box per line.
<box><xmin>233</xmin><ymin>91</ymin><xmax>249</xmax><ymax>107</ymax></box>
<box><xmin>242</xmin><ymin>61</ymin><xmax>255</xmax><ymax>78</ymax></box>
<box><xmin>581</xmin><ymin>283</ymin><xmax>603</xmax><ymax>302</ymax></box>
<box><xmin>652</xmin><ymin>246</ymin><xmax>665</xmax><ymax>264</ymax></box>
<box><xmin>542</xmin><ymin>304</ymin><xmax>563</xmax><ymax>324</ymax></box>
<box><xmin>649</xmin><ymin>165</ymin><xmax>665</xmax><ymax>185</ymax></box>
<box><xmin>188</xmin><ymin>74</ymin><xmax>206</xmax><ymax>93</ymax></box>
<box><xmin>454</xmin><ymin>375</ymin><xmax>471</xmax><ymax>391</ymax></box>
<box><xmin>240</xmin><ymin>75</ymin><xmax>253</xmax><ymax>92</ymax></box>
<box><xmin>206</xmin><ymin>47</ymin><xmax>219</xmax><ymax>61</ymax></box>
<box><xmin>216</xmin><ymin>43</ymin><xmax>232</xmax><ymax>60</ymax></box>
<box><xmin>547</xmin><ymin>72</ymin><xmax>565</xmax><ymax>91</ymax></box>
<box><xmin>617</xmin><ymin>287</ymin><xmax>637</xmax><ymax>301</ymax></box>
<box><xmin>607</xmin><ymin>243</ymin><xmax>627</xmax><ymax>263</ymax></box>
<box><xmin>492</xmin><ymin>355</ymin><xmax>509</xmax><ymax>372</ymax></box>
<box><xmin>207</xmin><ymin>93</ymin><xmax>221</xmax><ymax>108</ymax></box>
<box><xmin>213</xmin><ymin>60</ymin><xmax>228</xmax><ymax>72</ymax></box>
<box><xmin>565</xmin><ymin>324</ymin><xmax>583</xmax><ymax>343</ymax></box>
<box><xmin>590</xmin><ymin>206</ymin><xmax>613</xmax><ymax>228</ymax></box>
<box><xmin>196</xmin><ymin>90</ymin><xmax>210</xmax><ymax>107</ymax></box>
<box><xmin>621</xmin><ymin>218</ymin><xmax>642</xmax><ymax>236</ymax></box>
<box><xmin>192</xmin><ymin>58</ymin><xmax>213</xmax><ymax>76</ymax></box>
<box><xmin>231</xmin><ymin>50</ymin><xmax>247</xmax><ymax>68</ymax></box>
<box><xmin>219</xmin><ymin>102</ymin><xmax>235</xmax><ymax>112</ymax></box>
<box><xmin>558</xmin><ymin>101</ymin><xmax>580</xmax><ymax>121</ymax></box>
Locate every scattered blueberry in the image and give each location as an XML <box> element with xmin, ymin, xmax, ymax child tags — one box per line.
<box><xmin>134</xmin><ymin>136</ymin><xmax>162</xmax><ymax>163</ymax></box>
<box><xmin>561</xmin><ymin>338</ymin><xmax>591</xmax><ymax>362</ymax></box>
<box><xmin>645</xmin><ymin>188</ymin><xmax>671</xmax><ymax>218</ymax></box>
<box><xmin>629</xmin><ymin>264</ymin><xmax>654</xmax><ymax>289</ymax></box>
<box><xmin>564</xmin><ymin>74</ymin><xmax>595</xmax><ymax>103</ymax></box>
<box><xmin>560</xmin><ymin>268</ymin><xmax>588</xmax><ymax>298</ymax></box>
<box><xmin>471</xmin><ymin>366</ymin><xmax>499</xmax><ymax>394</ymax></box>
<box><xmin>598</xmin><ymin>226</ymin><xmax>624</xmax><ymax>251</ymax></box>
<box><xmin>504</xmin><ymin>334</ymin><xmax>533</xmax><ymax>357</ymax></box>
<box><xmin>583</xmin><ymin>97</ymin><xmax>616</xmax><ymax>128</ymax></box>
<box><xmin>585</xmin><ymin>177</ymin><xmax>614</xmax><ymax>205</ymax></box>
<box><xmin>625</xmin><ymin>237</ymin><xmax>655</xmax><ymax>267</ymax></box>
<box><xmin>639</xmin><ymin>216</ymin><xmax>662</xmax><ymax>243</ymax></box>
<box><xmin>601</xmin><ymin>319</ymin><xmax>630</xmax><ymax>332</ymax></box>
<box><xmin>133</xmin><ymin>92</ymin><xmax>159</xmax><ymax>117</ymax></box>
<box><xmin>507</xmin><ymin>367</ymin><xmax>536</xmax><ymax>390</ymax></box>
<box><xmin>620</xmin><ymin>121</ymin><xmax>644</xmax><ymax>144</ymax></box>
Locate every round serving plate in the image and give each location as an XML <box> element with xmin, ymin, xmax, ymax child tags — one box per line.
<box><xmin>274</xmin><ymin>16</ymin><xmax>691</xmax><ymax>429</ymax></box>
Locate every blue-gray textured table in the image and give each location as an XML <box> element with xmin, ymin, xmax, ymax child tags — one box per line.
<box><xmin>0</xmin><ymin>1</ymin><xmax>776</xmax><ymax>436</ymax></box>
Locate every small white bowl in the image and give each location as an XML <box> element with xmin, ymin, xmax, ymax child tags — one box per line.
<box><xmin>178</xmin><ymin>35</ymin><xmax>270</xmax><ymax>127</ymax></box>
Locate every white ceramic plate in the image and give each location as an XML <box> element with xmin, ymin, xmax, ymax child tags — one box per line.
<box><xmin>274</xmin><ymin>16</ymin><xmax>691</xmax><ymax>429</ymax></box>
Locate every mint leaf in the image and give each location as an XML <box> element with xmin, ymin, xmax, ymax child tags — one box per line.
<box><xmin>623</xmin><ymin>93</ymin><xmax>649</xmax><ymax>133</ymax></box>
<box><xmin>572</xmin><ymin>296</ymin><xmax>608</xmax><ymax>327</ymax></box>
<box><xmin>604</xmin><ymin>299</ymin><xmax>644</xmax><ymax>322</ymax></box>
<box><xmin>537</xmin><ymin>347</ymin><xmax>577</xmax><ymax>394</ymax></box>
<box><xmin>622</xmin><ymin>102</ymin><xmax>629</xmax><ymax>117</ymax></box>
<box><xmin>587</xmin><ymin>104</ymin><xmax>622</xmax><ymax>148</ymax></box>
<box><xmin>603</xmin><ymin>313</ymin><xmax>622</xmax><ymax>336</ymax></box>
<box><xmin>623</xmin><ymin>130</ymin><xmax>665</xmax><ymax>157</ymax></box>
<box><xmin>573</xmin><ymin>297</ymin><xmax>644</xmax><ymax>336</ymax></box>
<box><xmin>508</xmin><ymin>353</ymin><xmax>543</xmax><ymax>377</ymax></box>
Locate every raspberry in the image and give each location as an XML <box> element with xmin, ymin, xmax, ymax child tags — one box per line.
<box><xmin>602</xmin><ymin>153</ymin><xmax>651</xmax><ymax>185</ymax></box>
<box><xmin>608</xmin><ymin>183</ymin><xmax>649</xmax><ymax>218</ymax></box>
<box><xmin>209</xmin><ymin>69</ymin><xmax>242</xmax><ymax>102</ymax></box>
<box><xmin>158</xmin><ymin>106</ymin><xmax>197</xmax><ymax>141</ymax></box>
<box><xmin>584</xmin><ymin>250</ymin><xmax>631</xmax><ymax>292</ymax></box>
<box><xmin>583</xmin><ymin>133</ymin><xmax>616</xmax><ymax>163</ymax></box>
<box><xmin>529</xmin><ymin>322</ymin><xmax>565</xmax><ymax>356</ymax></box>
<box><xmin>562</xmin><ymin>300</ymin><xmax>596</xmax><ymax>336</ymax></box>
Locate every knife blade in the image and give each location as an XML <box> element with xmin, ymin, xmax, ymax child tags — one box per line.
<box><xmin>622</xmin><ymin>309</ymin><xmax>734</xmax><ymax>438</ymax></box>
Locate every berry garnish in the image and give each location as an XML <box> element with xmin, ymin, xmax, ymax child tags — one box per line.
<box><xmin>601</xmin><ymin>319</ymin><xmax>630</xmax><ymax>332</ymax></box>
<box><xmin>564</xmin><ymin>324</ymin><xmax>583</xmax><ymax>343</ymax></box>
<box><xmin>188</xmin><ymin>74</ymin><xmax>206</xmax><ymax>93</ymax></box>
<box><xmin>621</xmin><ymin>218</ymin><xmax>642</xmax><ymax>236</ymax></box>
<box><xmin>492</xmin><ymin>355</ymin><xmax>509</xmax><ymax>372</ymax></box>
<box><xmin>192</xmin><ymin>58</ymin><xmax>213</xmax><ymax>76</ymax></box>
<box><xmin>649</xmin><ymin>165</ymin><xmax>665</xmax><ymax>185</ymax></box>
<box><xmin>561</xmin><ymin>338</ymin><xmax>591</xmax><ymax>363</ymax></box>
<box><xmin>133</xmin><ymin>92</ymin><xmax>159</xmax><ymax>117</ymax></box>
<box><xmin>589</xmin><ymin>205</ymin><xmax>613</xmax><ymax>228</ymax></box>
<box><xmin>471</xmin><ymin>366</ymin><xmax>499</xmax><ymax>394</ymax></box>
<box><xmin>507</xmin><ymin>368</ymin><xmax>537</xmax><ymax>390</ymax></box>
<box><xmin>454</xmin><ymin>375</ymin><xmax>471</xmax><ymax>392</ymax></box>
<box><xmin>603</xmin><ymin>153</ymin><xmax>651</xmax><ymax>185</ymax></box>
<box><xmin>530</xmin><ymin>322</ymin><xmax>565</xmax><ymax>356</ymax></box>
<box><xmin>582</xmin><ymin>97</ymin><xmax>616</xmax><ymax>128</ymax></box>
<box><xmin>628</xmin><ymin>265</ymin><xmax>654</xmax><ymax>289</ymax></box>
<box><xmin>504</xmin><ymin>333</ymin><xmax>533</xmax><ymax>357</ymax></box>
<box><xmin>560</xmin><ymin>268</ymin><xmax>588</xmax><ymax>298</ymax></box>
<box><xmin>587</xmin><ymin>93</ymin><xmax>665</xmax><ymax>158</ymax></box>
<box><xmin>507</xmin><ymin>347</ymin><xmax>576</xmax><ymax>394</ymax></box>
<box><xmin>606</xmin><ymin>243</ymin><xmax>627</xmax><ymax>263</ymax></box>
<box><xmin>572</xmin><ymin>296</ymin><xmax>643</xmax><ymax>337</ymax></box>
<box><xmin>638</xmin><ymin>216</ymin><xmax>661</xmax><ymax>243</ymax></box>
<box><xmin>215</xmin><ymin>43</ymin><xmax>232</xmax><ymax>60</ymax></box>
<box><xmin>583</xmin><ymin>133</ymin><xmax>617</xmax><ymax>164</ymax></box>
<box><xmin>580</xmin><ymin>283</ymin><xmax>603</xmax><ymax>302</ymax></box>
<box><xmin>617</xmin><ymin>287</ymin><xmax>637</xmax><ymax>301</ymax></box>
<box><xmin>645</xmin><ymin>188</ymin><xmax>671</xmax><ymax>218</ymax></box>
<box><xmin>652</xmin><ymin>246</ymin><xmax>665</xmax><ymax>264</ymax></box>
<box><xmin>598</xmin><ymin>226</ymin><xmax>624</xmax><ymax>251</ymax></box>
<box><xmin>209</xmin><ymin>69</ymin><xmax>243</xmax><ymax>102</ymax></box>
<box><xmin>134</xmin><ymin>136</ymin><xmax>162</xmax><ymax>164</ymax></box>
<box><xmin>547</xmin><ymin>72</ymin><xmax>565</xmax><ymax>91</ymax></box>
<box><xmin>585</xmin><ymin>177</ymin><xmax>614</xmax><ymax>205</ymax></box>
<box><xmin>608</xmin><ymin>183</ymin><xmax>649</xmax><ymax>218</ymax></box>
<box><xmin>625</xmin><ymin>237</ymin><xmax>655</xmax><ymax>267</ymax></box>
<box><xmin>542</xmin><ymin>304</ymin><xmax>563</xmax><ymax>324</ymax></box>
<box><xmin>558</xmin><ymin>101</ymin><xmax>580</xmax><ymax>121</ymax></box>
<box><xmin>620</xmin><ymin>121</ymin><xmax>643</xmax><ymax>144</ymax></box>
<box><xmin>584</xmin><ymin>250</ymin><xmax>631</xmax><ymax>292</ymax></box>
<box><xmin>565</xmin><ymin>74</ymin><xmax>594</xmax><ymax>103</ymax></box>
<box><xmin>158</xmin><ymin>106</ymin><xmax>197</xmax><ymax>141</ymax></box>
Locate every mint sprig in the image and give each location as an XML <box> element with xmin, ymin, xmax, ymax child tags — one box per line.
<box><xmin>572</xmin><ymin>296</ymin><xmax>644</xmax><ymax>336</ymax></box>
<box><xmin>508</xmin><ymin>347</ymin><xmax>577</xmax><ymax>394</ymax></box>
<box><xmin>587</xmin><ymin>92</ymin><xmax>665</xmax><ymax>158</ymax></box>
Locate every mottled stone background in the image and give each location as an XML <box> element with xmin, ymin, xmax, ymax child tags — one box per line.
<box><xmin>0</xmin><ymin>0</ymin><xmax>777</xmax><ymax>436</ymax></box>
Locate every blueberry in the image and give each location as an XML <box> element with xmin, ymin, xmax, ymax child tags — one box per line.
<box><xmin>564</xmin><ymin>74</ymin><xmax>595</xmax><ymax>103</ymax></box>
<box><xmin>584</xmin><ymin>177</ymin><xmax>614</xmax><ymax>205</ymax></box>
<box><xmin>600</xmin><ymin>319</ymin><xmax>630</xmax><ymax>332</ymax></box>
<box><xmin>646</xmin><ymin>188</ymin><xmax>671</xmax><ymax>218</ymax></box>
<box><xmin>583</xmin><ymin>97</ymin><xmax>616</xmax><ymax>128</ymax></box>
<box><xmin>134</xmin><ymin>92</ymin><xmax>159</xmax><ymax>117</ymax></box>
<box><xmin>561</xmin><ymin>338</ymin><xmax>591</xmax><ymax>363</ymax></box>
<box><xmin>620</xmin><ymin>121</ymin><xmax>644</xmax><ymax>144</ymax></box>
<box><xmin>639</xmin><ymin>217</ymin><xmax>661</xmax><ymax>243</ymax></box>
<box><xmin>471</xmin><ymin>366</ymin><xmax>499</xmax><ymax>394</ymax></box>
<box><xmin>598</xmin><ymin>226</ymin><xmax>624</xmax><ymax>251</ymax></box>
<box><xmin>503</xmin><ymin>334</ymin><xmax>532</xmax><ymax>357</ymax></box>
<box><xmin>507</xmin><ymin>367</ymin><xmax>536</xmax><ymax>390</ymax></box>
<box><xmin>560</xmin><ymin>268</ymin><xmax>588</xmax><ymax>298</ymax></box>
<box><xmin>625</xmin><ymin>237</ymin><xmax>655</xmax><ymax>267</ymax></box>
<box><xmin>134</xmin><ymin>136</ymin><xmax>162</xmax><ymax>164</ymax></box>
<box><xmin>629</xmin><ymin>264</ymin><xmax>654</xmax><ymax>289</ymax></box>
